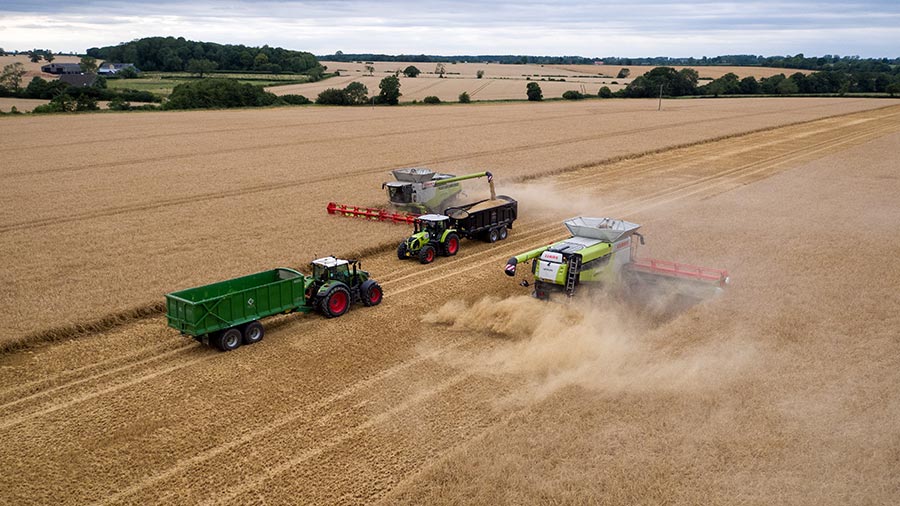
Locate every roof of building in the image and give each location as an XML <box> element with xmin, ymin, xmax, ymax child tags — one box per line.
<box><xmin>59</xmin><ymin>73</ymin><xmax>98</xmax><ymax>87</ymax></box>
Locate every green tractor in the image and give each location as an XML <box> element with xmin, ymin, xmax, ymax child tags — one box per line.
<box><xmin>308</xmin><ymin>257</ymin><xmax>384</xmax><ymax>317</ymax></box>
<box><xmin>397</xmin><ymin>214</ymin><xmax>461</xmax><ymax>264</ymax></box>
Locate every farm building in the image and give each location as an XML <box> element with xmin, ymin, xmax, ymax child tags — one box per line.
<box><xmin>98</xmin><ymin>63</ymin><xmax>140</xmax><ymax>75</ymax></box>
<box><xmin>41</xmin><ymin>63</ymin><xmax>82</xmax><ymax>74</ymax></box>
<box><xmin>59</xmin><ymin>73</ymin><xmax>98</xmax><ymax>87</ymax></box>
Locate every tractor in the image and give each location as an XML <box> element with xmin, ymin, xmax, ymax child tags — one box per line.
<box><xmin>397</xmin><ymin>214</ymin><xmax>461</xmax><ymax>264</ymax></box>
<box><xmin>308</xmin><ymin>257</ymin><xmax>383</xmax><ymax>317</ymax></box>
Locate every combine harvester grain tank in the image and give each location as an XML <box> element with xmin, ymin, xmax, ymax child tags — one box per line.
<box><xmin>505</xmin><ymin>217</ymin><xmax>729</xmax><ymax>301</ymax></box>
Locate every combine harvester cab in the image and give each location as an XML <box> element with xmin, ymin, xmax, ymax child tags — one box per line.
<box><xmin>504</xmin><ymin>217</ymin><xmax>729</xmax><ymax>302</ymax></box>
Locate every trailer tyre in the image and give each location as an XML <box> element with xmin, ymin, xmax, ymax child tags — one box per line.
<box><xmin>360</xmin><ymin>280</ymin><xmax>383</xmax><ymax>306</ymax></box>
<box><xmin>397</xmin><ymin>242</ymin><xmax>408</xmax><ymax>260</ymax></box>
<box><xmin>499</xmin><ymin>226</ymin><xmax>508</xmax><ymax>240</ymax></box>
<box><xmin>443</xmin><ymin>233</ymin><xmax>460</xmax><ymax>256</ymax></box>
<box><xmin>215</xmin><ymin>328</ymin><xmax>243</xmax><ymax>352</ymax></box>
<box><xmin>488</xmin><ymin>228</ymin><xmax>499</xmax><ymax>243</ymax></box>
<box><xmin>320</xmin><ymin>285</ymin><xmax>351</xmax><ymax>318</ymax></box>
<box><xmin>419</xmin><ymin>245</ymin><xmax>436</xmax><ymax>264</ymax></box>
<box><xmin>242</xmin><ymin>321</ymin><xmax>264</xmax><ymax>345</ymax></box>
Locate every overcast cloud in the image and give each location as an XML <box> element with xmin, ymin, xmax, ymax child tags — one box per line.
<box><xmin>1</xmin><ymin>1</ymin><xmax>898</xmax><ymax>57</ymax></box>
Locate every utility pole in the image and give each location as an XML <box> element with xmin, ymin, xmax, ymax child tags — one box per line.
<box><xmin>658</xmin><ymin>83</ymin><xmax>664</xmax><ymax>111</ymax></box>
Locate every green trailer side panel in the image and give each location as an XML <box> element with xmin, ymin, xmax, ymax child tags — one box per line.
<box><xmin>166</xmin><ymin>268</ymin><xmax>309</xmax><ymax>337</ymax></box>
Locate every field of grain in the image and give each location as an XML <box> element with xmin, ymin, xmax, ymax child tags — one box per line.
<box><xmin>269</xmin><ymin>73</ymin><xmax>625</xmax><ymax>102</ymax></box>
<box><xmin>322</xmin><ymin>60</ymin><xmax>805</xmax><ymax>80</ymax></box>
<box><xmin>1</xmin><ymin>98</ymin><xmax>898</xmax><ymax>505</ymax></box>
<box><xmin>278</xmin><ymin>61</ymin><xmax>809</xmax><ymax>102</ymax></box>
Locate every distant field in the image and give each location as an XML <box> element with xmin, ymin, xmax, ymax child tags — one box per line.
<box><xmin>107</xmin><ymin>75</ymin><xmax>306</xmax><ymax>97</ymax></box>
<box><xmin>322</xmin><ymin>60</ymin><xmax>810</xmax><ymax>80</ymax></box>
<box><xmin>302</xmin><ymin>61</ymin><xmax>812</xmax><ymax>102</ymax></box>
<box><xmin>268</xmin><ymin>74</ymin><xmax>626</xmax><ymax>102</ymax></box>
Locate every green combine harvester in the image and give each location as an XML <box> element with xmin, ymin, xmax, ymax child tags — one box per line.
<box><xmin>383</xmin><ymin>168</ymin><xmax>495</xmax><ymax>214</ymax></box>
<box><xmin>505</xmin><ymin>217</ymin><xmax>729</xmax><ymax>301</ymax></box>
<box><xmin>166</xmin><ymin>257</ymin><xmax>382</xmax><ymax>351</ymax></box>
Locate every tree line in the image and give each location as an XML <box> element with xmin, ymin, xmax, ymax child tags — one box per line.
<box><xmin>617</xmin><ymin>66</ymin><xmax>900</xmax><ymax>98</ymax></box>
<box><xmin>87</xmin><ymin>37</ymin><xmax>323</xmax><ymax>75</ymax></box>
<box><xmin>320</xmin><ymin>52</ymin><xmax>899</xmax><ymax>70</ymax></box>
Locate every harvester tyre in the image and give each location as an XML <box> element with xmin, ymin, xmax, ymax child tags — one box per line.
<box><xmin>397</xmin><ymin>242</ymin><xmax>408</xmax><ymax>260</ymax></box>
<box><xmin>360</xmin><ymin>280</ymin><xmax>383</xmax><ymax>306</ymax></box>
<box><xmin>488</xmin><ymin>228</ymin><xmax>499</xmax><ymax>243</ymax></box>
<box><xmin>242</xmin><ymin>321</ymin><xmax>264</xmax><ymax>345</ymax></box>
<box><xmin>215</xmin><ymin>328</ymin><xmax>243</xmax><ymax>352</ymax></box>
<box><xmin>320</xmin><ymin>285</ymin><xmax>351</xmax><ymax>318</ymax></box>
<box><xmin>499</xmin><ymin>226</ymin><xmax>508</xmax><ymax>240</ymax></box>
<box><xmin>419</xmin><ymin>245</ymin><xmax>436</xmax><ymax>264</ymax></box>
<box><xmin>443</xmin><ymin>233</ymin><xmax>460</xmax><ymax>256</ymax></box>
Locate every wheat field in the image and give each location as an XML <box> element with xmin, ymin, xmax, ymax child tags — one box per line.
<box><xmin>0</xmin><ymin>98</ymin><xmax>898</xmax><ymax>505</ymax></box>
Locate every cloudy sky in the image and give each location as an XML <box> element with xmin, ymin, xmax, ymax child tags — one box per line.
<box><xmin>1</xmin><ymin>1</ymin><xmax>898</xmax><ymax>57</ymax></box>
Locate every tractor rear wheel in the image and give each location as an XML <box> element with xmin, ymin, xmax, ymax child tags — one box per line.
<box><xmin>443</xmin><ymin>233</ymin><xmax>460</xmax><ymax>256</ymax></box>
<box><xmin>320</xmin><ymin>285</ymin><xmax>351</xmax><ymax>318</ymax></box>
<box><xmin>215</xmin><ymin>328</ymin><xmax>243</xmax><ymax>351</ymax></box>
<box><xmin>499</xmin><ymin>226</ymin><xmax>508</xmax><ymax>240</ymax></box>
<box><xmin>397</xmin><ymin>242</ymin><xmax>408</xmax><ymax>260</ymax></box>
<box><xmin>488</xmin><ymin>228</ymin><xmax>499</xmax><ymax>243</ymax></box>
<box><xmin>419</xmin><ymin>245</ymin><xmax>436</xmax><ymax>264</ymax></box>
<box><xmin>360</xmin><ymin>280</ymin><xmax>383</xmax><ymax>306</ymax></box>
<box><xmin>242</xmin><ymin>321</ymin><xmax>264</xmax><ymax>345</ymax></box>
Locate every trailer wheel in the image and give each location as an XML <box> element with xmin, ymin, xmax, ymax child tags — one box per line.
<box><xmin>320</xmin><ymin>285</ymin><xmax>351</xmax><ymax>318</ymax></box>
<box><xmin>397</xmin><ymin>242</ymin><xmax>408</xmax><ymax>260</ymax></box>
<box><xmin>242</xmin><ymin>321</ymin><xmax>264</xmax><ymax>345</ymax></box>
<box><xmin>360</xmin><ymin>280</ymin><xmax>383</xmax><ymax>306</ymax></box>
<box><xmin>215</xmin><ymin>328</ymin><xmax>243</xmax><ymax>351</ymax></box>
<box><xmin>419</xmin><ymin>245</ymin><xmax>436</xmax><ymax>264</ymax></box>
<box><xmin>499</xmin><ymin>226</ymin><xmax>508</xmax><ymax>240</ymax></box>
<box><xmin>488</xmin><ymin>228</ymin><xmax>499</xmax><ymax>243</ymax></box>
<box><xmin>443</xmin><ymin>233</ymin><xmax>460</xmax><ymax>256</ymax></box>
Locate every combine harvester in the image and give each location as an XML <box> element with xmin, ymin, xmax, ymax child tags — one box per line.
<box><xmin>504</xmin><ymin>217</ymin><xmax>729</xmax><ymax>301</ymax></box>
<box><xmin>383</xmin><ymin>167</ymin><xmax>494</xmax><ymax>214</ymax></box>
<box><xmin>326</xmin><ymin>167</ymin><xmax>498</xmax><ymax>223</ymax></box>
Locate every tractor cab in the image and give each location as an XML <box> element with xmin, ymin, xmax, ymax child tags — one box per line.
<box><xmin>414</xmin><ymin>214</ymin><xmax>450</xmax><ymax>238</ymax></box>
<box><xmin>311</xmin><ymin>256</ymin><xmax>358</xmax><ymax>284</ymax></box>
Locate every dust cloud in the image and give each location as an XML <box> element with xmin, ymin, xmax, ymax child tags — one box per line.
<box><xmin>423</xmin><ymin>294</ymin><xmax>756</xmax><ymax>401</ymax></box>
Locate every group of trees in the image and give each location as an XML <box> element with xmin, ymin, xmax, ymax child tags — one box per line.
<box><xmin>87</xmin><ymin>37</ymin><xmax>323</xmax><ymax>76</ymax></box>
<box><xmin>26</xmin><ymin>49</ymin><xmax>56</xmax><ymax>63</ymax></box>
<box><xmin>321</xmin><ymin>52</ymin><xmax>597</xmax><ymax>65</ymax></box>
<box><xmin>600</xmin><ymin>54</ymin><xmax>900</xmax><ymax>71</ymax></box>
<box><xmin>701</xmin><ymin>70</ymin><xmax>900</xmax><ymax>96</ymax></box>
<box><xmin>315</xmin><ymin>76</ymin><xmax>401</xmax><ymax>105</ymax></box>
<box><xmin>618</xmin><ymin>66</ymin><xmax>900</xmax><ymax>98</ymax></box>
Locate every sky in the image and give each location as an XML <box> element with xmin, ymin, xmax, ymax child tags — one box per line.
<box><xmin>1</xmin><ymin>0</ymin><xmax>898</xmax><ymax>57</ymax></box>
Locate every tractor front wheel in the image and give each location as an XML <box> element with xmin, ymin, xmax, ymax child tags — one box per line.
<box><xmin>320</xmin><ymin>285</ymin><xmax>351</xmax><ymax>318</ymax></box>
<box><xmin>397</xmin><ymin>242</ymin><xmax>408</xmax><ymax>260</ymax></box>
<box><xmin>443</xmin><ymin>233</ymin><xmax>460</xmax><ymax>256</ymax></box>
<box><xmin>419</xmin><ymin>245</ymin><xmax>436</xmax><ymax>264</ymax></box>
<box><xmin>360</xmin><ymin>280</ymin><xmax>383</xmax><ymax>306</ymax></box>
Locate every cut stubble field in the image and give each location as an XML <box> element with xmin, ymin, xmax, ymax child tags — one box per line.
<box><xmin>1</xmin><ymin>98</ymin><xmax>899</xmax><ymax>505</ymax></box>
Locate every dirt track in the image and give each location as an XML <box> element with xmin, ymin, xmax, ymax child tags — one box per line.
<box><xmin>1</xmin><ymin>101</ymin><xmax>899</xmax><ymax>504</ymax></box>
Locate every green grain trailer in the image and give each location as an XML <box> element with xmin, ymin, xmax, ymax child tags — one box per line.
<box><xmin>166</xmin><ymin>258</ymin><xmax>382</xmax><ymax>351</ymax></box>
